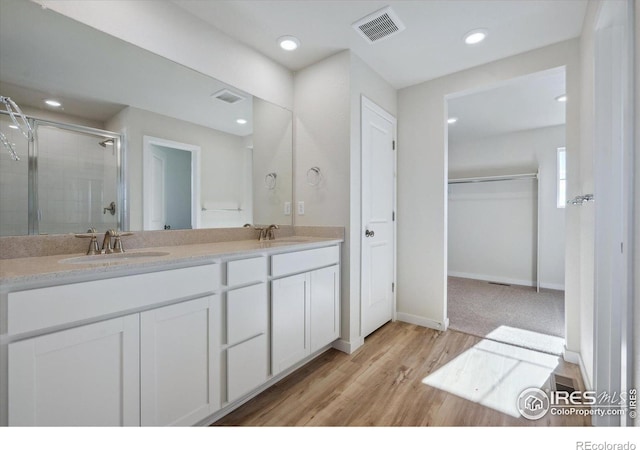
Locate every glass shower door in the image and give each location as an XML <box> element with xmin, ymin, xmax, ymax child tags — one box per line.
<box><xmin>35</xmin><ymin>122</ymin><xmax>119</xmax><ymax>235</ymax></box>
<box><xmin>0</xmin><ymin>113</ymin><xmax>28</xmax><ymax>236</ymax></box>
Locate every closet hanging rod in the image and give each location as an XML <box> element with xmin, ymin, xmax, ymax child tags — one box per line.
<box><xmin>448</xmin><ymin>172</ymin><xmax>538</xmax><ymax>185</ymax></box>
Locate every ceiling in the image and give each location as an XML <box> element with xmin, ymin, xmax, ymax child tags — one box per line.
<box><xmin>172</xmin><ymin>0</ymin><xmax>588</xmax><ymax>89</ymax></box>
<box><xmin>0</xmin><ymin>0</ymin><xmax>255</xmax><ymax>137</ymax></box>
<box><xmin>1</xmin><ymin>0</ymin><xmax>581</xmax><ymax>140</ymax></box>
<box><xmin>448</xmin><ymin>67</ymin><xmax>566</xmax><ymax>143</ymax></box>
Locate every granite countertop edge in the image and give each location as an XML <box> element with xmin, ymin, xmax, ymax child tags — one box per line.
<box><xmin>0</xmin><ymin>237</ymin><xmax>343</xmax><ymax>288</ymax></box>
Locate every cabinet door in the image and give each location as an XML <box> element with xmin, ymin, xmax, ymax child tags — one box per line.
<box><xmin>227</xmin><ymin>334</ymin><xmax>268</xmax><ymax>403</ymax></box>
<box><xmin>271</xmin><ymin>273</ymin><xmax>309</xmax><ymax>375</ymax></box>
<box><xmin>310</xmin><ymin>265</ymin><xmax>340</xmax><ymax>353</ymax></box>
<box><xmin>140</xmin><ymin>295</ymin><xmax>221</xmax><ymax>426</ymax></box>
<box><xmin>8</xmin><ymin>315</ymin><xmax>140</xmax><ymax>426</ymax></box>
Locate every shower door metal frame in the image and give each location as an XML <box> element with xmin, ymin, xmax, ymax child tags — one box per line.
<box><xmin>0</xmin><ymin>110</ymin><xmax>126</xmax><ymax>234</ymax></box>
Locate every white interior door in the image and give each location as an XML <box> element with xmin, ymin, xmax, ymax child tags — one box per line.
<box><xmin>149</xmin><ymin>149</ymin><xmax>167</xmax><ymax>230</ymax></box>
<box><xmin>361</xmin><ymin>97</ymin><xmax>396</xmax><ymax>338</ymax></box>
<box><xmin>592</xmin><ymin>0</ymin><xmax>634</xmax><ymax>427</ymax></box>
<box><xmin>143</xmin><ymin>136</ymin><xmax>201</xmax><ymax>231</ymax></box>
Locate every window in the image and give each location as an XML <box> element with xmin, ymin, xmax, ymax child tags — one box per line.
<box><xmin>557</xmin><ymin>147</ymin><xmax>567</xmax><ymax>208</ymax></box>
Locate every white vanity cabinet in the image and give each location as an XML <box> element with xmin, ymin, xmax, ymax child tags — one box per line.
<box><xmin>3</xmin><ymin>240</ymin><xmax>342</xmax><ymax>427</ymax></box>
<box><xmin>140</xmin><ymin>295</ymin><xmax>220</xmax><ymax>426</ymax></box>
<box><xmin>6</xmin><ymin>264</ymin><xmax>220</xmax><ymax>426</ymax></box>
<box><xmin>8</xmin><ymin>314</ymin><xmax>141</xmax><ymax>426</ymax></box>
<box><xmin>271</xmin><ymin>246</ymin><xmax>340</xmax><ymax>375</ymax></box>
<box><xmin>223</xmin><ymin>256</ymin><xmax>268</xmax><ymax>404</ymax></box>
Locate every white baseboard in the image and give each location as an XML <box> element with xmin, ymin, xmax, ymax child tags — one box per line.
<box><xmin>563</xmin><ymin>347</ymin><xmax>592</xmax><ymax>390</ymax></box>
<box><xmin>332</xmin><ymin>337</ymin><xmax>364</xmax><ymax>354</ymax></box>
<box><xmin>448</xmin><ymin>271</ymin><xmax>565</xmax><ymax>291</ymax></box>
<box><xmin>396</xmin><ymin>312</ymin><xmax>448</xmax><ymax>331</ymax></box>
<box><xmin>448</xmin><ymin>271</ymin><xmax>534</xmax><ymax>287</ymax></box>
<box><xmin>540</xmin><ymin>282</ymin><xmax>565</xmax><ymax>291</ymax></box>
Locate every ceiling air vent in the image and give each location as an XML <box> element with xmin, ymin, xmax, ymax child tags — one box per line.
<box><xmin>211</xmin><ymin>89</ymin><xmax>246</xmax><ymax>104</ymax></box>
<box><xmin>352</xmin><ymin>6</ymin><xmax>406</xmax><ymax>44</ymax></box>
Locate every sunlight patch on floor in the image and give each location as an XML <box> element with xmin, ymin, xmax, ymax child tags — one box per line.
<box><xmin>422</xmin><ymin>336</ymin><xmax>560</xmax><ymax>417</ymax></box>
<box><xmin>486</xmin><ymin>325</ymin><xmax>565</xmax><ymax>355</ymax></box>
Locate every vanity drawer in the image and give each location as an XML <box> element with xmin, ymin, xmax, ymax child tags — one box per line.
<box><xmin>226</xmin><ymin>256</ymin><xmax>267</xmax><ymax>287</ymax></box>
<box><xmin>227</xmin><ymin>334</ymin><xmax>268</xmax><ymax>403</ymax></box>
<box><xmin>8</xmin><ymin>264</ymin><xmax>220</xmax><ymax>336</ymax></box>
<box><xmin>271</xmin><ymin>245</ymin><xmax>339</xmax><ymax>278</ymax></box>
<box><xmin>227</xmin><ymin>283</ymin><xmax>267</xmax><ymax>345</ymax></box>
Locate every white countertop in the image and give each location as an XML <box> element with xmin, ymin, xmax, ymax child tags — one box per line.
<box><xmin>0</xmin><ymin>236</ymin><xmax>342</xmax><ymax>288</ymax></box>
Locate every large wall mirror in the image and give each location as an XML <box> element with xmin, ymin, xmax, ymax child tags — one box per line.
<box><xmin>0</xmin><ymin>0</ymin><xmax>293</xmax><ymax>236</ymax></box>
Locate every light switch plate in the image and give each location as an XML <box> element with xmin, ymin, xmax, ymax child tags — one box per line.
<box><xmin>297</xmin><ymin>201</ymin><xmax>305</xmax><ymax>215</ymax></box>
<box><xmin>284</xmin><ymin>201</ymin><xmax>291</xmax><ymax>216</ymax></box>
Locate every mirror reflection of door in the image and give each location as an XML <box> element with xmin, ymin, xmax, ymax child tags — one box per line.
<box><xmin>143</xmin><ymin>136</ymin><xmax>200</xmax><ymax>231</ymax></box>
<box><xmin>149</xmin><ymin>145</ymin><xmax>191</xmax><ymax>230</ymax></box>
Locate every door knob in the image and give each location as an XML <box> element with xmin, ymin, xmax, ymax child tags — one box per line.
<box><xmin>365</xmin><ymin>229</ymin><xmax>375</xmax><ymax>237</ymax></box>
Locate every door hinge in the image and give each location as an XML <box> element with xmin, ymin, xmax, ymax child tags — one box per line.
<box><xmin>392</xmin><ymin>282</ymin><xmax>395</xmax><ymax>293</ymax></box>
<box><xmin>392</xmin><ymin>140</ymin><xmax>396</xmax><ymax>150</ymax></box>
<box><xmin>392</xmin><ymin>211</ymin><xmax>395</xmax><ymax>221</ymax></box>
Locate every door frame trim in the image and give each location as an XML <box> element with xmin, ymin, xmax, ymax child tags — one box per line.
<box><xmin>592</xmin><ymin>0</ymin><xmax>635</xmax><ymax>427</ymax></box>
<box><xmin>143</xmin><ymin>135</ymin><xmax>201</xmax><ymax>230</ymax></box>
<box><xmin>360</xmin><ymin>96</ymin><xmax>398</xmax><ymax>335</ymax></box>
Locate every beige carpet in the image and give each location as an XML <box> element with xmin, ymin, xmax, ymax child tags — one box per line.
<box><xmin>447</xmin><ymin>276</ymin><xmax>565</xmax><ymax>355</ymax></box>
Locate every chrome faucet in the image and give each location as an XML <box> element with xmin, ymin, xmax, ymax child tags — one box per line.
<box><xmin>244</xmin><ymin>223</ymin><xmax>269</xmax><ymax>241</ymax></box>
<box><xmin>267</xmin><ymin>224</ymin><xmax>279</xmax><ymax>240</ymax></box>
<box><xmin>102</xmin><ymin>229</ymin><xmax>115</xmax><ymax>254</ymax></box>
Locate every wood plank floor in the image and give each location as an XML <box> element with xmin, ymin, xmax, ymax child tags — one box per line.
<box><xmin>214</xmin><ymin>321</ymin><xmax>590</xmax><ymax>426</ymax></box>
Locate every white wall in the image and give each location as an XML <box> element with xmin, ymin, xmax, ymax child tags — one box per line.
<box><xmin>106</xmin><ymin>107</ymin><xmax>250</xmax><ymax>231</ymax></box>
<box><xmin>252</xmin><ymin>97</ymin><xmax>293</xmax><ymax>226</ymax></box>
<box><xmin>35</xmin><ymin>0</ymin><xmax>293</xmax><ymax>110</ymax></box>
<box><xmin>397</xmin><ymin>40</ymin><xmax>580</xmax><ymax>338</ymax></box>
<box><xmin>294</xmin><ymin>51</ymin><xmax>352</xmax><ymax>344</ymax></box>
<box><xmin>294</xmin><ymin>50</ymin><xmax>396</xmax><ymax>351</ymax></box>
<box><xmin>448</xmin><ymin>126</ymin><xmax>566</xmax><ymax>289</ymax></box>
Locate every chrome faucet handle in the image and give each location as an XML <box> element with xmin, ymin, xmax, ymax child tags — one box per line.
<box><xmin>267</xmin><ymin>224</ymin><xmax>279</xmax><ymax>240</ymax></box>
<box><xmin>75</xmin><ymin>232</ymin><xmax>100</xmax><ymax>255</ymax></box>
<box><xmin>111</xmin><ymin>231</ymin><xmax>133</xmax><ymax>253</ymax></box>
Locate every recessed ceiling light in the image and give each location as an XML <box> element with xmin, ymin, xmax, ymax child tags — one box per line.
<box><xmin>447</xmin><ymin>117</ymin><xmax>458</xmax><ymax>124</ymax></box>
<box><xmin>8</xmin><ymin>125</ymin><xmax>18</xmax><ymax>129</ymax></box>
<box><xmin>277</xmin><ymin>35</ymin><xmax>300</xmax><ymax>51</ymax></box>
<box><xmin>555</xmin><ymin>94</ymin><xmax>567</xmax><ymax>102</ymax></box>
<box><xmin>236</xmin><ymin>119</ymin><xmax>247</xmax><ymax>125</ymax></box>
<box><xmin>44</xmin><ymin>99</ymin><xmax>62</xmax><ymax>107</ymax></box>
<box><xmin>464</xmin><ymin>29</ymin><xmax>488</xmax><ymax>45</ymax></box>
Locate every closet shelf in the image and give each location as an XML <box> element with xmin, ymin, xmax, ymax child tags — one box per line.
<box><xmin>448</xmin><ymin>173</ymin><xmax>538</xmax><ymax>185</ymax></box>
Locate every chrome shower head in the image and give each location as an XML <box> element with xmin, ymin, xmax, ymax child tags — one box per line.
<box><xmin>98</xmin><ymin>138</ymin><xmax>114</xmax><ymax>148</ymax></box>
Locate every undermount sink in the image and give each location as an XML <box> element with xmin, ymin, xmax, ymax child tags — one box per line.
<box><xmin>60</xmin><ymin>251</ymin><xmax>170</xmax><ymax>265</ymax></box>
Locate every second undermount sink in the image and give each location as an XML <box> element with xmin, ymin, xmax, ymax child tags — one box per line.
<box><xmin>60</xmin><ymin>251</ymin><xmax>170</xmax><ymax>265</ymax></box>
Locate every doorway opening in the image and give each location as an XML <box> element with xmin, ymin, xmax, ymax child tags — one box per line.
<box><xmin>143</xmin><ymin>136</ymin><xmax>201</xmax><ymax>231</ymax></box>
<box><xmin>445</xmin><ymin>67</ymin><xmax>567</xmax><ymax>355</ymax></box>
